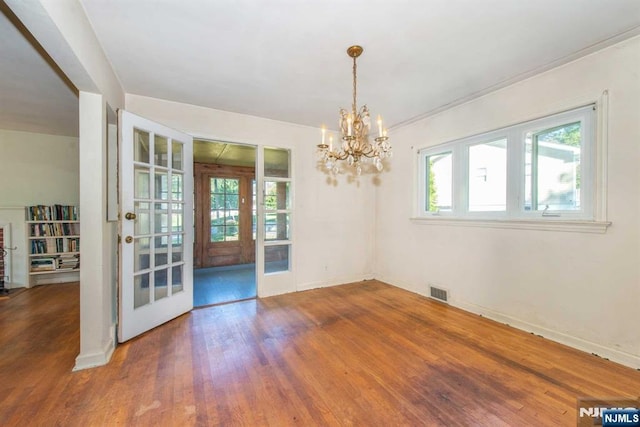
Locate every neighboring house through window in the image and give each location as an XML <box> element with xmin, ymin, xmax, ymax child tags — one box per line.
<box><xmin>418</xmin><ymin>104</ymin><xmax>597</xmax><ymax>221</ymax></box>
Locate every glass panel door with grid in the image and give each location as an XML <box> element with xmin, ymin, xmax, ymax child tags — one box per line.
<box><xmin>119</xmin><ymin>110</ymin><xmax>193</xmax><ymax>342</ymax></box>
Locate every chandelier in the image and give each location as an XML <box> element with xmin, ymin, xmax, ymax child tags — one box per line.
<box><xmin>317</xmin><ymin>45</ymin><xmax>392</xmax><ymax>175</ymax></box>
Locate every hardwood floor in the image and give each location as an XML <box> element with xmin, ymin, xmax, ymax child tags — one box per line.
<box><xmin>1</xmin><ymin>280</ymin><xmax>638</xmax><ymax>426</ymax></box>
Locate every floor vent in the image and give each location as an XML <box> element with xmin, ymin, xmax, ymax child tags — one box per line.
<box><xmin>429</xmin><ymin>285</ymin><xmax>448</xmax><ymax>303</ymax></box>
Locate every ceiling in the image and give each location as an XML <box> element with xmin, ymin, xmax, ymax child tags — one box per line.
<box><xmin>193</xmin><ymin>139</ymin><xmax>289</xmax><ymax>173</ymax></box>
<box><xmin>2</xmin><ymin>1</ymin><xmax>640</xmax><ymax>138</ymax></box>
<box><xmin>194</xmin><ymin>139</ymin><xmax>256</xmax><ymax>166</ymax></box>
<box><xmin>0</xmin><ymin>3</ymin><xmax>78</xmax><ymax>136</ymax></box>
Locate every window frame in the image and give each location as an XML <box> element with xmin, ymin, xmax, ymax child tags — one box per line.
<box><xmin>262</xmin><ymin>147</ymin><xmax>293</xmax><ymax>274</ymax></box>
<box><xmin>417</xmin><ymin>104</ymin><xmax>601</xmax><ymax>224</ymax></box>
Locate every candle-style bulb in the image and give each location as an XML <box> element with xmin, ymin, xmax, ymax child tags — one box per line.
<box><xmin>377</xmin><ymin>115</ymin><xmax>383</xmax><ymax>138</ymax></box>
<box><xmin>321</xmin><ymin>125</ymin><xmax>326</xmax><ymax>145</ymax></box>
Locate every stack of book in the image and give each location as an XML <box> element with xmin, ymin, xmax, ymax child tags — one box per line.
<box><xmin>57</xmin><ymin>254</ymin><xmax>80</xmax><ymax>271</ymax></box>
<box><xmin>31</xmin><ymin>258</ymin><xmax>56</xmax><ymax>272</ymax></box>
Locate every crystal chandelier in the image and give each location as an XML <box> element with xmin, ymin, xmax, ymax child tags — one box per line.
<box><xmin>317</xmin><ymin>45</ymin><xmax>392</xmax><ymax>175</ymax></box>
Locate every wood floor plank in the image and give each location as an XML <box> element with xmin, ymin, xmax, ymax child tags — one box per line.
<box><xmin>1</xmin><ymin>280</ymin><xmax>639</xmax><ymax>426</ymax></box>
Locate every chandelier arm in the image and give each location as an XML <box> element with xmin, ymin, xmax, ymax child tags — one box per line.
<box><xmin>330</xmin><ymin>151</ymin><xmax>349</xmax><ymax>161</ymax></box>
<box><xmin>361</xmin><ymin>150</ymin><xmax>379</xmax><ymax>159</ymax></box>
<box><xmin>359</xmin><ymin>142</ymin><xmax>375</xmax><ymax>155</ymax></box>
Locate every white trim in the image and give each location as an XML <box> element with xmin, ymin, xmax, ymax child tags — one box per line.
<box><xmin>297</xmin><ymin>273</ymin><xmax>376</xmax><ymax>293</ymax></box>
<box><xmin>378</xmin><ymin>275</ymin><xmax>640</xmax><ymax>370</ymax></box>
<box><xmin>255</xmin><ymin>146</ymin><xmax>265</xmax><ymax>297</ymax></box>
<box><xmin>453</xmin><ymin>299</ymin><xmax>640</xmax><ymax>370</ymax></box>
<box><xmin>410</xmin><ymin>216</ymin><xmax>611</xmax><ymax>233</ymax></box>
<box><xmin>73</xmin><ymin>330</ymin><xmax>115</xmax><ymax>371</ymax></box>
<box><xmin>595</xmin><ymin>90</ymin><xmax>609</xmax><ymax>221</ymax></box>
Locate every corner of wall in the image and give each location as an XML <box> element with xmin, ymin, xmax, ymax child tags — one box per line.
<box><xmin>72</xmin><ymin>326</ymin><xmax>115</xmax><ymax>371</ymax></box>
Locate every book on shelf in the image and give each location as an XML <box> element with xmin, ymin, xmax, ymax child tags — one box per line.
<box><xmin>30</xmin><ymin>258</ymin><xmax>56</xmax><ymax>272</ymax></box>
<box><xmin>56</xmin><ymin>254</ymin><xmax>80</xmax><ymax>270</ymax></box>
<box><xmin>30</xmin><ymin>222</ymin><xmax>79</xmax><ymax>237</ymax></box>
<box><xmin>26</xmin><ymin>205</ymin><xmax>78</xmax><ymax>221</ymax></box>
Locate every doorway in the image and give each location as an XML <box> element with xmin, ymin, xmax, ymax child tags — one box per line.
<box><xmin>193</xmin><ymin>140</ymin><xmax>257</xmax><ymax>306</ymax></box>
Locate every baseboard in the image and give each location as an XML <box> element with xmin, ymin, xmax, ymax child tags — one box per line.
<box><xmin>72</xmin><ymin>325</ymin><xmax>116</xmax><ymax>371</ymax></box>
<box><xmin>378</xmin><ymin>275</ymin><xmax>640</xmax><ymax>370</ymax></box>
<box><xmin>453</xmin><ymin>299</ymin><xmax>640</xmax><ymax>370</ymax></box>
<box><xmin>30</xmin><ymin>271</ymin><xmax>80</xmax><ymax>287</ymax></box>
<box><xmin>297</xmin><ymin>273</ymin><xmax>376</xmax><ymax>292</ymax></box>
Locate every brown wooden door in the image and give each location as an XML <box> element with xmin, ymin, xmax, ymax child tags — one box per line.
<box><xmin>195</xmin><ymin>163</ymin><xmax>255</xmax><ymax>268</ymax></box>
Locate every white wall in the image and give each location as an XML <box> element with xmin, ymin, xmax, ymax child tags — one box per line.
<box><xmin>126</xmin><ymin>94</ymin><xmax>376</xmax><ymax>296</ymax></box>
<box><xmin>0</xmin><ymin>128</ymin><xmax>79</xmax><ymax>287</ymax></box>
<box><xmin>6</xmin><ymin>0</ymin><xmax>126</xmax><ymax>370</ymax></box>
<box><xmin>375</xmin><ymin>36</ymin><xmax>640</xmax><ymax>368</ymax></box>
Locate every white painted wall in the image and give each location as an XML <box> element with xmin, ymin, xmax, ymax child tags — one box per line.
<box><xmin>74</xmin><ymin>92</ymin><xmax>117</xmax><ymax>370</ymax></box>
<box><xmin>5</xmin><ymin>1</ymin><xmax>126</xmax><ymax>370</ymax></box>
<box><xmin>375</xmin><ymin>36</ymin><xmax>640</xmax><ymax>368</ymax></box>
<box><xmin>0</xmin><ymin>129</ymin><xmax>79</xmax><ymax>205</ymax></box>
<box><xmin>126</xmin><ymin>95</ymin><xmax>376</xmax><ymax>297</ymax></box>
<box><xmin>0</xmin><ymin>128</ymin><xmax>79</xmax><ymax>287</ymax></box>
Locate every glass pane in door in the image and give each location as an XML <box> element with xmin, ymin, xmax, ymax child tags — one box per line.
<box><xmin>132</xmin><ymin>136</ymin><xmax>187</xmax><ymax>309</ymax></box>
<box><xmin>265</xmin><ymin>213</ymin><xmax>290</xmax><ymax>241</ymax></box>
<box><xmin>134</xmin><ymin>237</ymin><xmax>150</xmax><ymax>271</ymax></box>
<box><xmin>134</xmin><ymin>202</ymin><xmax>151</xmax><ymax>235</ymax></box>
<box><xmin>172</xmin><ymin>203</ymin><xmax>183</xmax><ymax>232</ymax></box>
<box><xmin>265</xmin><ymin>244</ymin><xmax>289</xmax><ymax>273</ymax></box>
<box><xmin>172</xmin><ymin>141</ymin><xmax>183</xmax><ymax>170</ymax></box>
<box><xmin>154</xmin><ymin>135</ymin><xmax>169</xmax><ymax>167</ymax></box>
<box><xmin>264</xmin><ymin>181</ymin><xmax>290</xmax><ymax>210</ymax></box>
<box><xmin>210</xmin><ymin>178</ymin><xmax>240</xmax><ymax>242</ymax></box>
<box><xmin>172</xmin><ymin>264</ymin><xmax>183</xmax><ymax>293</ymax></box>
<box><xmin>155</xmin><ymin>269</ymin><xmax>168</xmax><ymax>300</ymax></box>
<box><xmin>134</xmin><ymin>129</ymin><xmax>150</xmax><ymax>163</ymax></box>
<box><xmin>264</xmin><ymin>147</ymin><xmax>290</xmax><ymax>178</ymax></box>
<box><xmin>134</xmin><ymin>273</ymin><xmax>150</xmax><ymax>308</ymax></box>
<box><xmin>134</xmin><ymin>166</ymin><xmax>150</xmax><ymax>199</ymax></box>
<box><xmin>172</xmin><ymin>234</ymin><xmax>183</xmax><ymax>263</ymax></box>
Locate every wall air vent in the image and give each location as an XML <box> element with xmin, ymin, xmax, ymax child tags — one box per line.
<box><xmin>429</xmin><ymin>285</ymin><xmax>448</xmax><ymax>303</ymax></box>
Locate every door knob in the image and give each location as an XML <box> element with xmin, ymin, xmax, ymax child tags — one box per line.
<box><xmin>125</xmin><ymin>236</ymin><xmax>133</xmax><ymax>243</ymax></box>
<box><xmin>125</xmin><ymin>212</ymin><xmax>137</xmax><ymax>220</ymax></box>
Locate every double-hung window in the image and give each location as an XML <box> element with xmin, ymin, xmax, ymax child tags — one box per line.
<box><xmin>418</xmin><ymin>105</ymin><xmax>598</xmax><ymax>221</ymax></box>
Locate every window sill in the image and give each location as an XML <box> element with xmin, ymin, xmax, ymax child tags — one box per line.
<box><xmin>409</xmin><ymin>217</ymin><xmax>611</xmax><ymax>234</ymax></box>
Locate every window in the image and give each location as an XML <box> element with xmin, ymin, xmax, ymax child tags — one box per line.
<box><xmin>425</xmin><ymin>152</ymin><xmax>452</xmax><ymax>212</ymax></box>
<box><xmin>418</xmin><ymin>105</ymin><xmax>597</xmax><ymax>221</ymax></box>
<box><xmin>263</xmin><ymin>147</ymin><xmax>292</xmax><ymax>273</ymax></box>
<box><xmin>468</xmin><ymin>138</ymin><xmax>507</xmax><ymax>212</ymax></box>
<box><xmin>210</xmin><ymin>178</ymin><xmax>240</xmax><ymax>242</ymax></box>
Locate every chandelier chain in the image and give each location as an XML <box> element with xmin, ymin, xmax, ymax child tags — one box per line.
<box><xmin>352</xmin><ymin>56</ymin><xmax>357</xmax><ymax>114</ymax></box>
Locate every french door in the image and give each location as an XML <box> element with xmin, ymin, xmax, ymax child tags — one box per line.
<box><xmin>194</xmin><ymin>163</ymin><xmax>255</xmax><ymax>268</ymax></box>
<box><xmin>118</xmin><ymin>111</ymin><xmax>193</xmax><ymax>342</ymax></box>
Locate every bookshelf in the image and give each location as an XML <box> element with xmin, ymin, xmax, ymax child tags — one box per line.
<box><xmin>26</xmin><ymin>205</ymin><xmax>80</xmax><ymax>286</ymax></box>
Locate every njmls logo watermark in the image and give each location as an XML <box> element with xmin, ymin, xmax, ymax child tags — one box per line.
<box><xmin>577</xmin><ymin>397</ymin><xmax>640</xmax><ymax>427</ymax></box>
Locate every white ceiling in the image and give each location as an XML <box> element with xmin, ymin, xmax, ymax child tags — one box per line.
<box><xmin>0</xmin><ymin>5</ymin><xmax>78</xmax><ymax>136</ymax></box>
<box><xmin>2</xmin><ymin>1</ymin><xmax>640</xmax><ymax>137</ymax></box>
